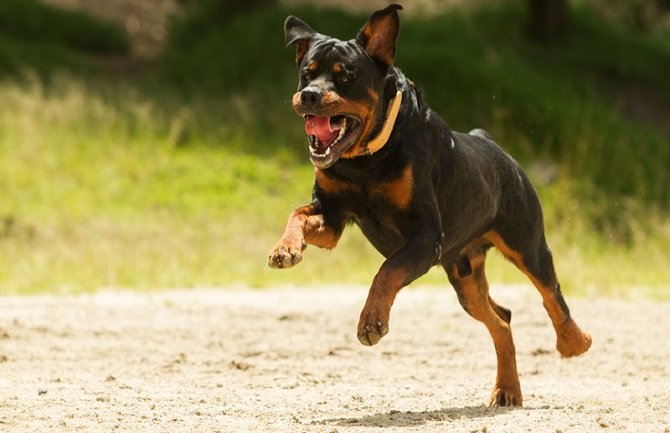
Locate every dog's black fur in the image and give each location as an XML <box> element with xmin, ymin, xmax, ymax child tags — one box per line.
<box><xmin>269</xmin><ymin>4</ymin><xmax>591</xmax><ymax>407</ymax></box>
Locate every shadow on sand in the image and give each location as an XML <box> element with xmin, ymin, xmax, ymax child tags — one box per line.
<box><xmin>314</xmin><ymin>405</ymin><xmax>520</xmax><ymax>428</ymax></box>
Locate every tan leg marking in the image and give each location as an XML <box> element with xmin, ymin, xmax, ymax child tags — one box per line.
<box><xmin>268</xmin><ymin>203</ymin><xmax>342</xmax><ymax>269</ymax></box>
<box><xmin>450</xmin><ymin>256</ymin><xmax>522</xmax><ymax>407</ymax></box>
<box><xmin>483</xmin><ymin>230</ymin><xmax>591</xmax><ymax>357</ymax></box>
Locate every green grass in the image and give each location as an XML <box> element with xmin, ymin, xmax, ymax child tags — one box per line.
<box><xmin>0</xmin><ymin>76</ymin><xmax>381</xmax><ymax>293</ymax></box>
<box><xmin>1</xmin><ymin>74</ymin><xmax>668</xmax><ymax>296</ymax></box>
<box><xmin>0</xmin><ymin>3</ymin><xmax>669</xmax><ymax>297</ymax></box>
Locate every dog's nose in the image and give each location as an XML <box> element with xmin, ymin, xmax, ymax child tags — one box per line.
<box><xmin>300</xmin><ymin>88</ymin><xmax>322</xmax><ymax>107</ymax></box>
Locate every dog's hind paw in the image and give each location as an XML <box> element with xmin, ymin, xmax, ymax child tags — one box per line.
<box><xmin>556</xmin><ymin>319</ymin><xmax>592</xmax><ymax>358</ymax></box>
<box><xmin>488</xmin><ymin>387</ymin><xmax>522</xmax><ymax>407</ymax></box>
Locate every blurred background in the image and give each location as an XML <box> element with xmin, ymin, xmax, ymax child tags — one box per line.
<box><xmin>0</xmin><ymin>0</ymin><xmax>668</xmax><ymax>296</ymax></box>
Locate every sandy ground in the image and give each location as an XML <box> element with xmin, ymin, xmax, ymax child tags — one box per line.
<box><xmin>1</xmin><ymin>286</ymin><xmax>669</xmax><ymax>432</ymax></box>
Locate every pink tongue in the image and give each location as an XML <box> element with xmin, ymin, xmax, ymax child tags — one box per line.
<box><xmin>305</xmin><ymin>116</ymin><xmax>340</xmax><ymax>146</ymax></box>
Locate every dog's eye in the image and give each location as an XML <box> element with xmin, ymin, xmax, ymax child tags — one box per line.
<box><xmin>302</xmin><ymin>71</ymin><xmax>312</xmax><ymax>82</ymax></box>
<box><xmin>338</xmin><ymin>73</ymin><xmax>353</xmax><ymax>85</ymax></box>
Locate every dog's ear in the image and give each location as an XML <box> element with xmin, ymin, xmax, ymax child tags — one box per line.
<box><xmin>285</xmin><ymin>16</ymin><xmax>316</xmax><ymax>65</ymax></box>
<box><xmin>356</xmin><ymin>4</ymin><xmax>403</xmax><ymax>68</ymax></box>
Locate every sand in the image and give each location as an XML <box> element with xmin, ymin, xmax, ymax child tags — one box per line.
<box><xmin>1</xmin><ymin>286</ymin><xmax>669</xmax><ymax>432</ymax></box>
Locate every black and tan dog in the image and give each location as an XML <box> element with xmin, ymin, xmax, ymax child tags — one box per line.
<box><xmin>269</xmin><ymin>4</ymin><xmax>591</xmax><ymax>407</ymax></box>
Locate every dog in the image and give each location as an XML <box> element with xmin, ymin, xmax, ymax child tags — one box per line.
<box><xmin>268</xmin><ymin>4</ymin><xmax>591</xmax><ymax>407</ymax></box>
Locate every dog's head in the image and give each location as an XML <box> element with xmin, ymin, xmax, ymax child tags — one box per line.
<box><xmin>285</xmin><ymin>4</ymin><xmax>403</xmax><ymax>168</ymax></box>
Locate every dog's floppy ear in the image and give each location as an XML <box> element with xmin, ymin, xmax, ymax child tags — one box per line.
<box><xmin>356</xmin><ymin>4</ymin><xmax>403</xmax><ymax>68</ymax></box>
<box><xmin>285</xmin><ymin>16</ymin><xmax>316</xmax><ymax>65</ymax></box>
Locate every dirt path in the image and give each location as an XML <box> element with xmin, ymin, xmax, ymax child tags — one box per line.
<box><xmin>1</xmin><ymin>286</ymin><xmax>669</xmax><ymax>432</ymax></box>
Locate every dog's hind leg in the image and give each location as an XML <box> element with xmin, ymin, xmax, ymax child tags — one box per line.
<box><xmin>445</xmin><ymin>251</ymin><xmax>522</xmax><ymax>407</ymax></box>
<box><xmin>484</xmin><ymin>229</ymin><xmax>592</xmax><ymax>358</ymax></box>
<box><xmin>488</xmin><ymin>293</ymin><xmax>512</xmax><ymax>324</ymax></box>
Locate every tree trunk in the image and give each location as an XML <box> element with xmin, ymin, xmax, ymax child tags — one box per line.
<box><xmin>527</xmin><ymin>0</ymin><xmax>571</xmax><ymax>43</ymax></box>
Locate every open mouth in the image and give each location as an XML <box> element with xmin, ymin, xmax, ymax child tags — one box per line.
<box><xmin>304</xmin><ymin>114</ymin><xmax>361</xmax><ymax>168</ymax></box>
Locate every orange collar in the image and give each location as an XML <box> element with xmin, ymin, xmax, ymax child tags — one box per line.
<box><xmin>363</xmin><ymin>90</ymin><xmax>402</xmax><ymax>155</ymax></box>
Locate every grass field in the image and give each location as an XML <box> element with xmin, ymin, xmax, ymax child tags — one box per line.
<box><xmin>0</xmin><ymin>1</ymin><xmax>669</xmax><ymax>296</ymax></box>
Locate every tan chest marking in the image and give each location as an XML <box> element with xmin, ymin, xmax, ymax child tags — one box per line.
<box><xmin>370</xmin><ymin>165</ymin><xmax>414</xmax><ymax>209</ymax></box>
<box><xmin>315</xmin><ymin>169</ymin><xmax>360</xmax><ymax>195</ymax></box>
<box><xmin>316</xmin><ymin>166</ymin><xmax>414</xmax><ymax>210</ymax></box>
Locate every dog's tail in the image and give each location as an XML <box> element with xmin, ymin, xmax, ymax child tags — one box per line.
<box><xmin>468</xmin><ymin>128</ymin><xmax>493</xmax><ymax>141</ymax></box>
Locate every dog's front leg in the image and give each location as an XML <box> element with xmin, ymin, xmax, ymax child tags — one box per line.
<box><xmin>357</xmin><ymin>203</ymin><xmax>444</xmax><ymax>346</ymax></box>
<box><xmin>268</xmin><ymin>199</ymin><xmax>343</xmax><ymax>269</ymax></box>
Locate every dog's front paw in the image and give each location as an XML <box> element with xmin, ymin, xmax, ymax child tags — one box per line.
<box><xmin>268</xmin><ymin>240</ymin><xmax>304</xmax><ymax>269</ymax></box>
<box><xmin>357</xmin><ymin>306</ymin><xmax>390</xmax><ymax>346</ymax></box>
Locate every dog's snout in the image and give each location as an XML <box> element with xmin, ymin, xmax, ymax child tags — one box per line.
<box><xmin>300</xmin><ymin>88</ymin><xmax>322</xmax><ymax>107</ymax></box>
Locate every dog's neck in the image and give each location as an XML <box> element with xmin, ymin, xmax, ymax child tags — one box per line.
<box><xmin>362</xmin><ymin>89</ymin><xmax>403</xmax><ymax>155</ymax></box>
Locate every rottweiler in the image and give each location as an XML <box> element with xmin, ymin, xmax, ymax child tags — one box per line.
<box><xmin>268</xmin><ymin>4</ymin><xmax>591</xmax><ymax>407</ymax></box>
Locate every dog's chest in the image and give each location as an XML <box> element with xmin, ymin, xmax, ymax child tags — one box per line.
<box><xmin>315</xmin><ymin>168</ymin><xmax>413</xmax><ymax>257</ymax></box>
<box><xmin>315</xmin><ymin>166</ymin><xmax>414</xmax><ymax>211</ymax></box>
